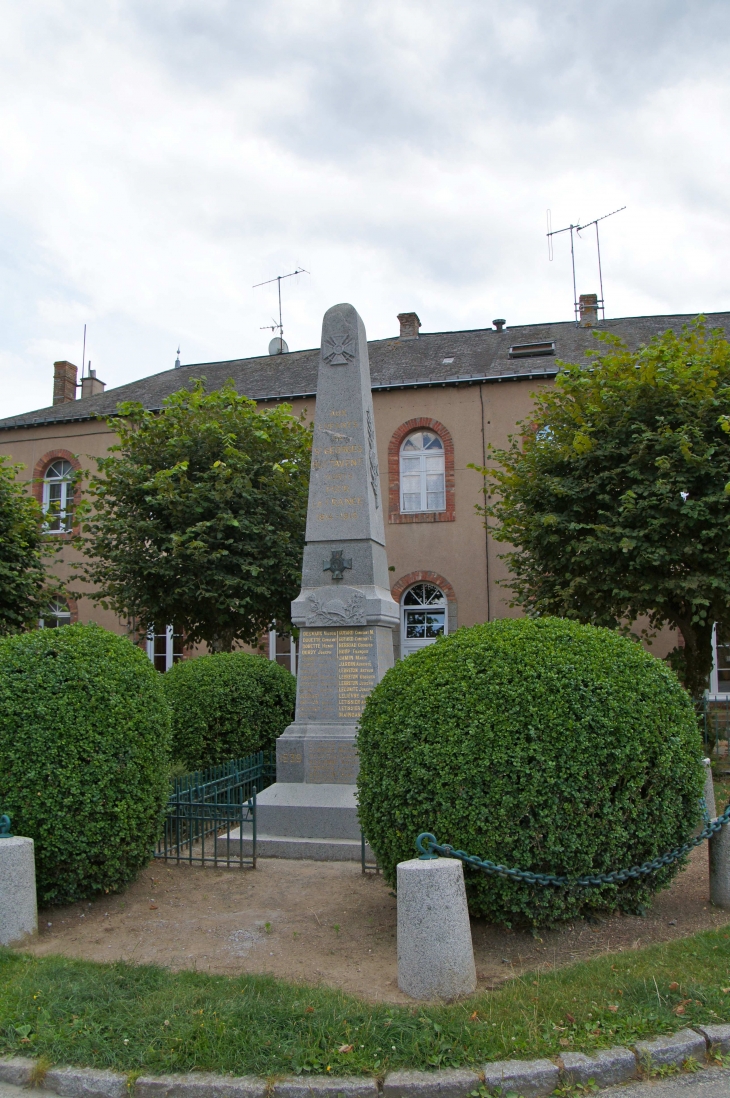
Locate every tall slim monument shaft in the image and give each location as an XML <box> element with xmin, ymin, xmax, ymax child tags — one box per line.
<box><xmin>256</xmin><ymin>303</ymin><xmax>398</xmax><ymax>856</ymax></box>
<box><xmin>282</xmin><ymin>302</ymin><xmax>398</xmax><ymax>780</ymax></box>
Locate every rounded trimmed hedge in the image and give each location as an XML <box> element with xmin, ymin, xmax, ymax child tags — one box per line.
<box><xmin>162</xmin><ymin>652</ymin><xmax>296</xmax><ymax>770</ymax></box>
<box><xmin>0</xmin><ymin>623</ymin><xmax>171</xmax><ymax>906</ymax></box>
<box><xmin>357</xmin><ymin>617</ymin><xmax>704</xmax><ymax>926</ymax></box>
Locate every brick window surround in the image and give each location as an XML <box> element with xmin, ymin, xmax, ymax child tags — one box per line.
<box><xmin>391</xmin><ymin>570</ymin><xmax>458</xmax><ymax>650</ymax></box>
<box><xmin>388</xmin><ymin>418</ymin><xmax>455</xmax><ymax>523</ymax></box>
<box><xmin>391</xmin><ymin>570</ymin><xmax>457</xmax><ymax>604</ymax></box>
<box><xmin>32</xmin><ymin>449</ymin><xmax>82</xmax><ymax>538</ymax></box>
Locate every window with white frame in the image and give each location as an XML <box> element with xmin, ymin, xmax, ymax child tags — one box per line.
<box><xmin>268</xmin><ymin>628</ymin><xmax>297</xmax><ymax>676</ymax></box>
<box><xmin>400</xmin><ymin>430</ymin><xmax>445</xmax><ymax>513</ymax></box>
<box><xmin>401</xmin><ymin>583</ymin><xmax>447</xmax><ymax>657</ymax></box>
<box><xmin>710</xmin><ymin>623</ymin><xmax>730</xmax><ymax>696</ymax></box>
<box><xmin>39</xmin><ymin>600</ymin><xmax>72</xmax><ymax>629</ymax></box>
<box><xmin>42</xmin><ymin>459</ymin><xmax>74</xmax><ymax>533</ymax></box>
<box><xmin>146</xmin><ymin>625</ymin><xmax>184</xmax><ymax>673</ymax></box>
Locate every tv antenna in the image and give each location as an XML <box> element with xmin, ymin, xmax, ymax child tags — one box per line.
<box><xmin>547</xmin><ymin>206</ymin><xmax>626</xmax><ymax>323</ymax></box>
<box><xmin>80</xmin><ymin>323</ymin><xmax>87</xmax><ymax>381</ymax></box>
<box><xmin>253</xmin><ymin>267</ymin><xmax>308</xmax><ymax>354</ymax></box>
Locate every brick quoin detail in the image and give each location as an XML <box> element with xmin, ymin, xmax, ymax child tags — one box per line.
<box><xmin>391</xmin><ymin>570</ymin><xmax>456</xmax><ymax>603</ymax></box>
<box><xmin>388</xmin><ymin>417</ymin><xmax>455</xmax><ymax>524</ymax></box>
<box><xmin>31</xmin><ymin>449</ymin><xmax>82</xmax><ymax>537</ymax></box>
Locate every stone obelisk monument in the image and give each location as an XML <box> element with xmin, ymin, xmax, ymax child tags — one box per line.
<box><xmin>256</xmin><ymin>303</ymin><xmax>398</xmax><ymax>857</ymax></box>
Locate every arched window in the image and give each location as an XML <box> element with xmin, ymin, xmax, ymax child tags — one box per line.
<box><xmin>39</xmin><ymin>600</ymin><xmax>72</xmax><ymax>629</ymax></box>
<box><xmin>401</xmin><ymin>582</ymin><xmax>448</xmax><ymax>657</ymax></box>
<box><xmin>42</xmin><ymin>459</ymin><xmax>74</xmax><ymax>533</ymax></box>
<box><xmin>399</xmin><ymin>430</ymin><xmax>445</xmax><ymax>513</ymax></box>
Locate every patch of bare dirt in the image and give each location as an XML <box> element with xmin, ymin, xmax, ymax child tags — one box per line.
<box><xmin>22</xmin><ymin>845</ymin><xmax>729</xmax><ymax>1003</ymax></box>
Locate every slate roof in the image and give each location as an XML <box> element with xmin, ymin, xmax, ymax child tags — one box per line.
<box><xmin>2</xmin><ymin>310</ymin><xmax>729</xmax><ymax>431</ymax></box>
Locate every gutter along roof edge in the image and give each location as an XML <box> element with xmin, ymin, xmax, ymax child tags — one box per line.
<box><xmin>0</xmin><ymin>369</ymin><xmax>560</xmax><ymax>431</ymax></box>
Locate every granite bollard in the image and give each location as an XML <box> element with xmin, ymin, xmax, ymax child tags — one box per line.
<box><xmin>710</xmin><ymin>810</ymin><xmax>730</xmax><ymax>910</ymax></box>
<box><xmin>705</xmin><ymin>757</ymin><xmax>730</xmax><ymax>910</ymax></box>
<box><xmin>702</xmin><ymin>757</ymin><xmax>717</xmax><ymax>820</ymax></box>
<box><xmin>0</xmin><ymin>836</ymin><xmax>38</xmax><ymax>946</ymax></box>
<box><xmin>397</xmin><ymin>857</ymin><xmax>476</xmax><ymax>1000</ymax></box>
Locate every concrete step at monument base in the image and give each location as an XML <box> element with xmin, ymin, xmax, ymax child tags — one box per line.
<box><xmin>255</xmin><ymin>781</ymin><xmax>361</xmax><ymax>840</ymax></box>
<box><xmin>216</xmin><ymin>833</ymin><xmax>374</xmax><ymax>862</ymax></box>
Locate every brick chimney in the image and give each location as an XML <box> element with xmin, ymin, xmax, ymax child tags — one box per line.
<box><xmin>53</xmin><ymin>361</ymin><xmax>78</xmax><ymax>405</ymax></box>
<box><xmin>80</xmin><ymin>369</ymin><xmax>106</xmax><ymax>399</ymax></box>
<box><xmin>397</xmin><ymin>312</ymin><xmax>421</xmax><ymax>340</ymax></box>
<box><xmin>579</xmin><ymin>293</ymin><xmax>599</xmax><ymax>327</ymax></box>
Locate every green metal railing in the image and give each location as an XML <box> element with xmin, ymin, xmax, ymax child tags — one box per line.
<box><xmin>155</xmin><ymin>751</ymin><xmax>276</xmax><ymax>869</ymax></box>
<box><xmin>171</xmin><ymin>751</ymin><xmax>276</xmax><ymax>804</ymax></box>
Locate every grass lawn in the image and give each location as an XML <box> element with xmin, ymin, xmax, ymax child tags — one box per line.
<box><xmin>1</xmin><ymin>926</ymin><xmax>730</xmax><ymax>1078</ymax></box>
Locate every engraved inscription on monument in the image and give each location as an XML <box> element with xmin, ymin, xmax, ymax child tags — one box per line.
<box><xmin>337</xmin><ymin>629</ymin><xmax>377</xmax><ymax>719</ymax></box>
<box><xmin>296</xmin><ymin>627</ymin><xmax>378</xmax><ymax>722</ymax></box>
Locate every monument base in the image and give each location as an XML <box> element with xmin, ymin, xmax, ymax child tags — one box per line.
<box><xmin>219</xmin><ymin>782</ymin><xmax>368</xmax><ymax>862</ymax></box>
<box><xmin>256</xmin><ymin>782</ymin><xmax>360</xmax><ymax>839</ymax></box>
<box><xmin>276</xmin><ymin>726</ymin><xmax>359</xmax><ymax>783</ymax></box>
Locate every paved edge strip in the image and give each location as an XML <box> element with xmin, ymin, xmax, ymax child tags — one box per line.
<box><xmin>1</xmin><ymin>1025</ymin><xmax>729</xmax><ymax>1098</ymax></box>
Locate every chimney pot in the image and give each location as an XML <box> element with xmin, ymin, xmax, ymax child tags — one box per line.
<box><xmin>80</xmin><ymin>369</ymin><xmax>106</xmax><ymax>399</ymax></box>
<box><xmin>579</xmin><ymin>293</ymin><xmax>599</xmax><ymax>327</ymax></box>
<box><xmin>53</xmin><ymin>361</ymin><xmax>78</xmax><ymax>405</ymax></box>
<box><xmin>492</xmin><ymin>318</ymin><xmax>506</xmax><ymax>332</ymax></box>
<box><xmin>397</xmin><ymin>312</ymin><xmax>421</xmax><ymax>340</ymax></box>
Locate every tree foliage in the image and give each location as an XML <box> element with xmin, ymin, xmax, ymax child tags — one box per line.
<box><xmin>472</xmin><ymin>320</ymin><xmax>730</xmax><ymax>697</ymax></box>
<box><xmin>0</xmin><ymin>623</ymin><xmax>171</xmax><ymax>905</ymax></box>
<box><xmin>0</xmin><ymin>457</ymin><xmax>55</xmax><ymax>634</ymax></box>
<box><xmin>162</xmin><ymin>651</ymin><xmax>296</xmax><ymax>771</ymax></box>
<box><xmin>79</xmin><ymin>380</ymin><xmax>312</xmax><ymax>651</ymax></box>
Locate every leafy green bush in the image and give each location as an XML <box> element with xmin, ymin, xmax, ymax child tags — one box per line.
<box><xmin>162</xmin><ymin>652</ymin><xmax>296</xmax><ymax>770</ymax></box>
<box><xmin>357</xmin><ymin>617</ymin><xmax>704</xmax><ymax>926</ymax></box>
<box><xmin>0</xmin><ymin>624</ymin><xmax>171</xmax><ymax>905</ymax></box>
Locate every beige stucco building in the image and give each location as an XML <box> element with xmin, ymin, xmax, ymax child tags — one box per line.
<box><xmin>2</xmin><ymin>303</ymin><xmax>729</xmax><ymax>681</ymax></box>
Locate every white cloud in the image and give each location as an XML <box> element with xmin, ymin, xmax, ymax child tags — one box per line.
<box><xmin>1</xmin><ymin>0</ymin><xmax>730</xmax><ymax>416</ymax></box>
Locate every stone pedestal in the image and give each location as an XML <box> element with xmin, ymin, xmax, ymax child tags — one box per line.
<box><xmin>275</xmin><ymin>623</ymin><xmax>395</xmax><ymax>787</ymax></box>
<box><xmin>397</xmin><ymin>857</ymin><xmax>476</xmax><ymax>1000</ymax></box>
<box><xmin>0</xmin><ymin>837</ymin><xmax>38</xmax><ymax>946</ymax></box>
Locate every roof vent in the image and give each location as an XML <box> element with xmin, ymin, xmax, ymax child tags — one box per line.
<box><xmin>509</xmin><ymin>341</ymin><xmax>556</xmax><ymax>360</ymax></box>
<box><xmin>397</xmin><ymin>312</ymin><xmax>421</xmax><ymax>340</ymax></box>
<box><xmin>493</xmin><ymin>319</ymin><xmax>506</xmax><ymax>332</ymax></box>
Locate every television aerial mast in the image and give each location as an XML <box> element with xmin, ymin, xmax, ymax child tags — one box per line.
<box><xmin>253</xmin><ymin>267</ymin><xmax>308</xmax><ymax>354</ymax></box>
<box><xmin>546</xmin><ymin>206</ymin><xmax>626</xmax><ymax>323</ymax></box>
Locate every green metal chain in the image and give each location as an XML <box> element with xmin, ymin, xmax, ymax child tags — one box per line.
<box><xmin>415</xmin><ymin>800</ymin><xmax>730</xmax><ymax>889</ymax></box>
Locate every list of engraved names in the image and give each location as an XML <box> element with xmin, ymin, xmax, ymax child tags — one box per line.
<box><xmin>297</xmin><ymin>628</ymin><xmax>377</xmax><ymax>721</ymax></box>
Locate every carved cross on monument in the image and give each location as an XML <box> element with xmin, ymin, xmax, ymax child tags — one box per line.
<box><xmin>323</xmin><ymin>549</ymin><xmax>352</xmax><ymax>582</ymax></box>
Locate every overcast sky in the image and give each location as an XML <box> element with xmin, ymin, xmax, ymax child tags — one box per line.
<box><xmin>2</xmin><ymin>0</ymin><xmax>730</xmax><ymax>417</ymax></box>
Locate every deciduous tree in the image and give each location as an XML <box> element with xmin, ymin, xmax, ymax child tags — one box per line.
<box><xmin>79</xmin><ymin>380</ymin><xmax>311</xmax><ymax>652</ymax></box>
<box><xmin>0</xmin><ymin>457</ymin><xmax>51</xmax><ymax>634</ymax></box>
<box><xmin>472</xmin><ymin>320</ymin><xmax>730</xmax><ymax>698</ymax></box>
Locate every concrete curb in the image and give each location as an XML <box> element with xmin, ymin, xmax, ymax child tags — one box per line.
<box><xmin>2</xmin><ymin>1023</ymin><xmax>730</xmax><ymax>1098</ymax></box>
